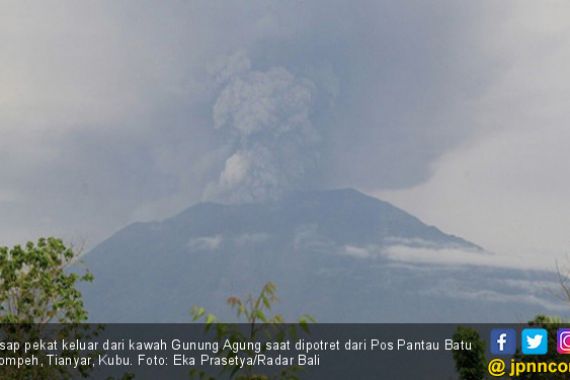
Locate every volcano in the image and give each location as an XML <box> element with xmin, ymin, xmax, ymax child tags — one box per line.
<box><xmin>80</xmin><ymin>188</ymin><xmax>563</xmax><ymax>322</ymax></box>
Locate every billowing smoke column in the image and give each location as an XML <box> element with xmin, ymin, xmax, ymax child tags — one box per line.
<box><xmin>205</xmin><ymin>53</ymin><xmax>320</xmax><ymax>203</ymax></box>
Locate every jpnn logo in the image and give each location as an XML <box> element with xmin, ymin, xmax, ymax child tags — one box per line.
<box><xmin>522</xmin><ymin>328</ymin><xmax>548</xmax><ymax>355</ymax></box>
<box><xmin>491</xmin><ymin>329</ymin><xmax>516</xmax><ymax>355</ymax></box>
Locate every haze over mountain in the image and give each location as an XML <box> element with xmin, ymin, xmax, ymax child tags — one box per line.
<box><xmin>81</xmin><ymin>189</ymin><xmax>565</xmax><ymax>322</ymax></box>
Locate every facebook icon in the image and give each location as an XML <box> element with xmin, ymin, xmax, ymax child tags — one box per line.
<box><xmin>490</xmin><ymin>329</ymin><xmax>517</xmax><ymax>355</ymax></box>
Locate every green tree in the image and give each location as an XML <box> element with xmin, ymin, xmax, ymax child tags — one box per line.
<box><xmin>511</xmin><ymin>315</ymin><xmax>566</xmax><ymax>380</ymax></box>
<box><xmin>190</xmin><ymin>282</ymin><xmax>314</xmax><ymax>380</ymax></box>
<box><xmin>0</xmin><ymin>237</ymin><xmax>93</xmax><ymax>323</ymax></box>
<box><xmin>451</xmin><ymin>326</ymin><xmax>486</xmax><ymax>380</ymax></box>
<box><xmin>507</xmin><ymin>262</ymin><xmax>570</xmax><ymax>379</ymax></box>
<box><xmin>0</xmin><ymin>237</ymin><xmax>96</xmax><ymax>379</ymax></box>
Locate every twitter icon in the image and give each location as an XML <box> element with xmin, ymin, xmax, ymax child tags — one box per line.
<box><xmin>522</xmin><ymin>328</ymin><xmax>548</xmax><ymax>355</ymax></box>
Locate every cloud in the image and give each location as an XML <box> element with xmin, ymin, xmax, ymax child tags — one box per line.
<box><xmin>0</xmin><ymin>1</ymin><xmax>281</xmax><ymax>246</ymax></box>
<box><xmin>375</xmin><ymin>97</ymin><xmax>570</xmax><ymax>265</ymax></box>
<box><xmin>0</xmin><ymin>190</ymin><xmax>17</xmax><ymax>203</ymax></box>
<box><xmin>292</xmin><ymin>224</ymin><xmax>336</xmax><ymax>253</ymax></box>
<box><xmin>374</xmin><ymin>1</ymin><xmax>570</xmax><ymax>264</ymax></box>
<box><xmin>209</xmin><ymin>50</ymin><xmax>252</xmax><ymax>85</ymax></box>
<box><xmin>187</xmin><ymin>235</ymin><xmax>223</xmax><ymax>251</ymax></box>
<box><xmin>341</xmin><ymin>245</ymin><xmax>372</xmax><ymax>259</ymax></box>
<box><xmin>335</xmin><ymin>242</ymin><xmax>566</xmax><ymax>312</ymax></box>
<box><xmin>3</xmin><ymin>0</ymin><xmax>567</xmax><ymax>256</ymax></box>
<box><xmin>383</xmin><ymin>245</ymin><xmax>550</xmax><ymax>270</ymax></box>
<box><xmin>422</xmin><ymin>282</ymin><xmax>567</xmax><ymax>312</ymax></box>
<box><xmin>205</xmin><ymin>57</ymin><xmax>319</xmax><ymax>202</ymax></box>
<box><xmin>336</xmin><ymin>242</ymin><xmax>547</xmax><ymax>270</ymax></box>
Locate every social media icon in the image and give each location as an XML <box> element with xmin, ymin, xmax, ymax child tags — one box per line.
<box><xmin>522</xmin><ymin>328</ymin><xmax>548</xmax><ymax>354</ymax></box>
<box><xmin>490</xmin><ymin>329</ymin><xmax>516</xmax><ymax>355</ymax></box>
<box><xmin>557</xmin><ymin>328</ymin><xmax>570</xmax><ymax>354</ymax></box>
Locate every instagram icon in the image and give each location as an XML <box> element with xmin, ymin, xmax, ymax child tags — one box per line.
<box><xmin>557</xmin><ymin>329</ymin><xmax>570</xmax><ymax>354</ymax></box>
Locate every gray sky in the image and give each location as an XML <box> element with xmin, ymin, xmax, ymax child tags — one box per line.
<box><xmin>1</xmin><ymin>1</ymin><xmax>570</xmax><ymax>266</ymax></box>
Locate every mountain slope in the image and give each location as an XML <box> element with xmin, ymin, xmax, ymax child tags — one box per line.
<box><xmin>80</xmin><ymin>188</ymin><xmax>562</xmax><ymax>322</ymax></box>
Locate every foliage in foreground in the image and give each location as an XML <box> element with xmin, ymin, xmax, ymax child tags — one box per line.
<box><xmin>0</xmin><ymin>237</ymin><xmax>92</xmax><ymax>324</ymax></box>
<box><xmin>511</xmin><ymin>315</ymin><xmax>570</xmax><ymax>380</ymax></box>
<box><xmin>0</xmin><ymin>238</ymin><xmax>98</xmax><ymax>379</ymax></box>
<box><xmin>451</xmin><ymin>326</ymin><xmax>486</xmax><ymax>380</ymax></box>
<box><xmin>190</xmin><ymin>282</ymin><xmax>315</xmax><ymax>380</ymax></box>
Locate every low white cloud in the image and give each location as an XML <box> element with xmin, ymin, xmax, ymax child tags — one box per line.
<box><xmin>293</xmin><ymin>224</ymin><xmax>335</xmax><ymax>253</ymax></box>
<box><xmin>342</xmin><ymin>245</ymin><xmax>372</xmax><ymax>259</ymax></box>
<box><xmin>383</xmin><ymin>245</ymin><xmax>549</xmax><ymax>270</ymax></box>
<box><xmin>422</xmin><ymin>283</ymin><xmax>567</xmax><ymax>313</ymax></box>
<box><xmin>337</xmin><ymin>242</ymin><xmax>551</xmax><ymax>271</ymax></box>
<box><xmin>335</xmin><ymin>242</ymin><xmax>567</xmax><ymax>312</ymax></box>
<box><xmin>187</xmin><ymin>235</ymin><xmax>223</xmax><ymax>251</ymax></box>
